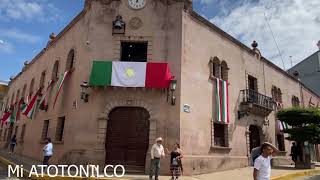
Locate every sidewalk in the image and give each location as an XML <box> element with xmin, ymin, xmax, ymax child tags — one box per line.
<box><xmin>0</xmin><ymin>149</ymin><xmax>319</xmax><ymax>180</ymax></box>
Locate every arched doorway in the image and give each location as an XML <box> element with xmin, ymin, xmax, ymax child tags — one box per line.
<box><xmin>105</xmin><ymin>107</ymin><xmax>150</xmax><ymax>171</ymax></box>
<box><xmin>249</xmin><ymin>125</ymin><xmax>261</xmax><ymax>152</ymax></box>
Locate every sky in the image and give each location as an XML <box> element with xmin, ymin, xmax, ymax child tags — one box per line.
<box><xmin>0</xmin><ymin>0</ymin><xmax>319</xmax><ymax>81</ymax></box>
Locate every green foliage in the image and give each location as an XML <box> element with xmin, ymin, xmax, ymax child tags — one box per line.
<box><xmin>276</xmin><ymin>107</ymin><xmax>320</xmax><ymax>126</ymax></box>
<box><xmin>277</xmin><ymin>107</ymin><xmax>320</xmax><ymax>143</ymax></box>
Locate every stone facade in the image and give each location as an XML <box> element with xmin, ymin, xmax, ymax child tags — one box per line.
<box><xmin>0</xmin><ymin>0</ymin><xmax>319</xmax><ymax>175</ymax></box>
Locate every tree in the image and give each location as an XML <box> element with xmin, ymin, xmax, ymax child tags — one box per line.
<box><xmin>277</xmin><ymin>107</ymin><xmax>320</xmax><ymax>168</ymax></box>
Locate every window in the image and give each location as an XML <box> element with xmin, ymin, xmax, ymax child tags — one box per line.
<box><xmin>272</xmin><ymin>86</ymin><xmax>282</xmax><ymax>103</ymax></box>
<box><xmin>210</xmin><ymin>57</ymin><xmax>221</xmax><ymax>78</ymax></box>
<box><xmin>221</xmin><ymin>61</ymin><xmax>229</xmax><ymax>81</ymax></box>
<box><xmin>213</xmin><ymin>123</ymin><xmax>228</xmax><ymax>147</ymax></box>
<box><xmin>20</xmin><ymin>124</ymin><xmax>26</xmax><ymax>142</ymax></box>
<box><xmin>292</xmin><ymin>96</ymin><xmax>300</xmax><ymax>107</ymax></box>
<box><xmin>52</xmin><ymin>61</ymin><xmax>59</xmax><ymax>81</ymax></box>
<box><xmin>22</xmin><ymin>84</ymin><xmax>27</xmax><ymax>100</ymax></box>
<box><xmin>55</xmin><ymin>117</ymin><xmax>65</xmax><ymax>141</ymax></box>
<box><xmin>41</xmin><ymin>120</ymin><xmax>50</xmax><ymax>141</ymax></box>
<box><xmin>248</xmin><ymin>75</ymin><xmax>258</xmax><ymax>91</ymax></box>
<box><xmin>277</xmin><ymin>134</ymin><xmax>285</xmax><ymax>151</ymax></box>
<box><xmin>10</xmin><ymin>92</ymin><xmax>15</xmax><ymax>105</ymax></box>
<box><xmin>121</xmin><ymin>42</ymin><xmax>148</xmax><ymax>62</ymax></box>
<box><xmin>14</xmin><ymin>126</ymin><xmax>18</xmax><ymax>136</ymax></box>
<box><xmin>66</xmin><ymin>49</ymin><xmax>75</xmax><ymax>71</ymax></box>
<box><xmin>39</xmin><ymin>71</ymin><xmax>46</xmax><ymax>90</ymax></box>
<box><xmin>29</xmin><ymin>78</ymin><xmax>35</xmax><ymax>97</ymax></box>
<box><xmin>16</xmin><ymin>89</ymin><xmax>20</xmax><ymax>103</ymax></box>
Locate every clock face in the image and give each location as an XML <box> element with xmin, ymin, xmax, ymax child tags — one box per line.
<box><xmin>128</xmin><ymin>0</ymin><xmax>146</xmax><ymax>9</ymax></box>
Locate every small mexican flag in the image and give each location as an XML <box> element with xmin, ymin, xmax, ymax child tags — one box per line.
<box><xmin>15</xmin><ymin>99</ymin><xmax>24</xmax><ymax>122</ymax></box>
<box><xmin>53</xmin><ymin>71</ymin><xmax>71</xmax><ymax>109</ymax></box>
<box><xmin>22</xmin><ymin>90</ymin><xmax>39</xmax><ymax>119</ymax></box>
<box><xmin>89</xmin><ymin>61</ymin><xmax>173</xmax><ymax>88</ymax></box>
<box><xmin>1</xmin><ymin>111</ymin><xmax>11</xmax><ymax>124</ymax></box>
<box><xmin>279</xmin><ymin>120</ymin><xmax>289</xmax><ymax>131</ymax></box>
<box><xmin>9</xmin><ymin>108</ymin><xmax>16</xmax><ymax>124</ymax></box>
<box><xmin>215</xmin><ymin>78</ymin><xmax>229</xmax><ymax>124</ymax></box>
<box><xmin>39</xmin><ymin>79</ymin><xmax>54</xmax><ymax>109</ymax></box>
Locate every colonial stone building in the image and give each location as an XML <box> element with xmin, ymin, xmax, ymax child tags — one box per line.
<box><xmin>1</xmin><ymin>0</ymin><xmax>320</xmax><ymax>175</ymax></box>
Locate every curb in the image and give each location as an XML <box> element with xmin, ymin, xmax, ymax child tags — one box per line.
<box><xmin>0</xmin><ymin>155</ymin><xmax>129</xmax><ymax>180</ymax></box>
<box><xmin>271</xmin><ymin>169</ymin><xmax>320</xmax><ymax>180</ymax></box>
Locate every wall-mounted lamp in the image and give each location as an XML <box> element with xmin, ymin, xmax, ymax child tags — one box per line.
<box><xmin>167</xmin><ymin>79</ymin><xmax>177</xmax><ymax>105</ymax></box>
<box><xmin>80</xmin><ymin>81</ymin><xmax>89</xmax><ymax>103</ymax></box>
<box><xmin>112</xmin><ymin>15</ymin><xmax>125</xmax><ymax>35</ymax></box>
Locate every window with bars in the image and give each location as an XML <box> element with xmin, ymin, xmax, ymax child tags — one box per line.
<box><xmin>20</xmin><ymin>124</ymin><xmax>26</xmax><ymax>143</ymax></box>
<box><xmin>55</xmin><ymin>117</ymin><xmax>65</xmax><ymax>142</ymax></box>
<box><xmin>52</xmin><ymin>61</ymin><xmax>59</xmax><ymax>81</ymax></box>
<box><xmin>41</xmin><ymin>120</ymin><xmax>50</xmax><ymax>141</ymax></box>
<box><xmin>29</xmin><ymin>78</ymin><xmax>35</xmax><ymax>97</ymax></box>
<box><xmin>292</xmin><ymin>96</ymin><xmax>300</xmax><ymax>107</ymax></box>
<box><xmin>121</xmin><ymin>42</ymin><xmax>148</xmax><ymax>62</ymax></box>
<box><xmin>213</xmin><ymin>123</ymin><xmax>228</xmax><ymax>147</ymax></box>
<box><xmin>66</xmin><ymin>49</ymin><xmax>75</xmax><ymax>71</ymax></box>
<box><xmin>272</xmin><ymin>86</ymin><xmax>282</xmax><ymax>103</ymax></box>
<box><xmin>39</xmin><ymin>71</ymin><xmax>46</xmax><ymax>90</ymax></box>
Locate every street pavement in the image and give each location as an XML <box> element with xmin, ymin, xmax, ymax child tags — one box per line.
<box><xmin>295</xmin><ymin>176</ymin><xmax>320</xmax><ymax>180</ymax></box>
<box><xmin>0</xmin><ymin>161</ymin><xmax>22</xmax><ymax>180</ymax></box>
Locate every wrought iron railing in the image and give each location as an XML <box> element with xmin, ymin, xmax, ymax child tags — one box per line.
<box><xmin>240</xmin><ymin>89</ymin><xmax>274</xmax><ymax>110</ymax></box>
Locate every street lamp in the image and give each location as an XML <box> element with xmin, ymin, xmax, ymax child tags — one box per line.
<box><xmin>167</xmin><ymin>79</ymin><xmax>177</xmax><ymax>105</ymax></box>
<box><xmin>80</xmin><ymin>81</ymin><xmax>89</xmax><ymax>103</ymax></box>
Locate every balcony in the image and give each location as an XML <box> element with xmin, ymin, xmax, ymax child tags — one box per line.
<box><xmin>239</xmin><ymin>89</ymin><xmax>274</xmax><ymax>117</ymax></box>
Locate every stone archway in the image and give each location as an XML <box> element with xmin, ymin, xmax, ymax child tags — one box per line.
<box><xmin>96</xmin><ymin>98</ymin><xmax>157</xmax><ymax>171</ymax></box>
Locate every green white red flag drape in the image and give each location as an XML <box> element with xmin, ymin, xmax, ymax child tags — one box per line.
<box><xmin>215</xmin><ymin>78</ymin><xmax>229</xmax><ymax>124</ymax></box>
<box><xmin>22</xmin><ymin>89</ymin><xmax>40</xmax><ymax>119</ymax></box>
<box><xmin>53</xmin><ymin>71</ymin><xmax>71</xmax><ymax>109</ymax></box>
<box><xmin>15</xmin><ymin>98</ymin><xmax>24</xmax><ymax>122</ymax></box>
<box><xmin>1</xmin><ymin>111</ymin><xmax>11</xmax><ymax>124</ymax></box>
<box><xmin>39</xmin><ymin>79</ymin><xmax>54</xmax><ymax>108</ymax></box>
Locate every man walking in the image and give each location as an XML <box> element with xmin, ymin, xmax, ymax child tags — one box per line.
<box><xmin>149</xmin><ymin>137</ymin><xmax>165</xmax><ymax>180</ymax></box>
<box><xmin>43</xmin><ymin>137</ymin><xmax>53</xmax><ymax>166</ymax></box>
<box><xmin>253</xmin><ymin>142</ymin><xmax>278</xmax><ymax>180</ymax></box>
<box><xmin>290</xmin><ymin>142</ymin><xmax>298</xmax><ymax>164</ymax></box>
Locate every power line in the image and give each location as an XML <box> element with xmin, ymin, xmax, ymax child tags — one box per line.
<box><xmin>264</xmin><ymin>13</ymin><xmax>286</xmax><ymax>70</ymax></box>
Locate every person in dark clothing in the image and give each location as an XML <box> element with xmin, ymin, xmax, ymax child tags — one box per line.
<box><xmin>166</xmin><ymin>143</ymin><xmax>183</xmax><ymax>180</ymax></box>
<box><xmin>9</xmin><ymin>135</ymin><xmax>17</xmax><ymax>154</ymax></box>
<box><xmin>290</xmin><ymin>142</ymin><xmax>298</xmax><ymax>163</ymax></box>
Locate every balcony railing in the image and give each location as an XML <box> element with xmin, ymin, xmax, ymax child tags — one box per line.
<box><xmin>240</xmin><ymin>89</ymin><xmax>274</xmax><ymax>111</ymax></box>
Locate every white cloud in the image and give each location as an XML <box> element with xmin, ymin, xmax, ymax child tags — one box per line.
<box><xmin>210</xmin><ymin>0</ymin><xmax>320</xmax><ymax>70</ymax></box>
<box><xmin>0</xmin><ymin>29</ymin><xmax>41</xmax><ymax>44</ymax></box>
<box><xmin>0</xmin><ymin>0</ymin><xmax>61</xmax><ymax>22</ymax></box>
<box><xmin>0</xmin><ymin>41</ymin><xmax>14</xmax><ymax>54</ymax></box>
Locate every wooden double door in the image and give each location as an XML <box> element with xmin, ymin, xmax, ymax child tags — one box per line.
<box><xmin>105</xmin><ymin>107</ymin><xmax>150</xmax><ymax>170</ymax></box>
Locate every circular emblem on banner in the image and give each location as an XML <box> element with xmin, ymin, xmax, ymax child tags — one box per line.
<box><xmin>129</xmin><ymin>17</ymin><xmax>143</xmax><ymax>30</ymax></box>
<box><xmin>126</xmin><ymin>68</ymin><xmax>135</xmax><ymax>78</ymax></box>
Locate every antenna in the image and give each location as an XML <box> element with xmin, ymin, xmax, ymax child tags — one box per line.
<box><xmin>289</xmin><ymin>56</ymin><xmax>293</xmax><ymax>68</ymax></box>
<box><xmin>264</xmin><ymin>13</ymin><xmax>286</xmax><ymax>70</ymax></box>
<box><xmin>317</xmin><ymin>40</ymin><xmax>320</xmax><ymax>50</ymax></box>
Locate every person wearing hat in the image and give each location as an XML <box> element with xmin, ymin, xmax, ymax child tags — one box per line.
<box><xmin>149</xmin><ymin>137</ymin><xmax>165</xmax><ymax>180</ymax></box>
<box><xmin>253</xmin><ymin>142</ymin><xmax>279</xmax><ymax>180</ymax></box>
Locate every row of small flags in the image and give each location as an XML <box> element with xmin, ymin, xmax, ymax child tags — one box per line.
<box><xmin>0</xmin><ymin>70</ymin><xmax>71</xmax><ymax>125</ymax></box>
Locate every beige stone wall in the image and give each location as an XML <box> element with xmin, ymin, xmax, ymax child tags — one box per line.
<box><xmin>179</xmin><ymin>11</ymin><xmax>311</xmax><ymax>173</ymax></box>
<box><xmin>0</xmin><ymin>1</ymin><xmax>185</xmax><ymax>174</ymax></box>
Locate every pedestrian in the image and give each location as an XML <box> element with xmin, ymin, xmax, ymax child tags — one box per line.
<box><xmin>149</xmin><ymin>137</ymin><xmax>165</xmax><ymax>180</ymax></box>
<box><xmin>166</xmin><ymin>143</ymin><xmax>183</xmax><ymax>180</ymax></box>
<box><xmin>290</xmin><ymin>142</ymin><xmax>298</xmax><ymax>164</ymax></box>
<box><xmin>42</xmin><ymin>137</ymin><xmax>53</xmax><ymax>166</ymax></box>
<box><xmin>9</xmin><ymin>135</ymin><xmax>17</xmax><ymax>155</ymax></box>
<box><xmin>253</xmin><ymin>142</ymin><xmax>278</xmax><ymax>180</ymax></box>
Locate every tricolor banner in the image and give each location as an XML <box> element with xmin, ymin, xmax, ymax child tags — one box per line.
<box><xmin>22</xmin><ymin>89</ymin><xmax>40</xmax><ymax>119</ymax></box>
<box><xmin>39</xmin><ymin>79</ymin><xmax>54</xmax><ymax>109</ymax></box>
<box><xmin>1</xmin><ymin>111</ymin><xmax>11</xmax><ymax>124</ymax></box>
<box><xmin>215</xmin><ymin>78</ymin><xmax>229</xmax><ymax>124</ymax></box>
<box><xmin>89</xmin><ymin>61</ymin><xmax>173</xmax><ymax>88</ymax></box>
<box><xmin>53</xmin><ymin>71</ymin><xmax>71</xmax><ymax>109</ymax></box>
<box><xmin>278</xmin><ymin>120</ymin><xmax>289</xmax><ymax>131</ymax></box>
